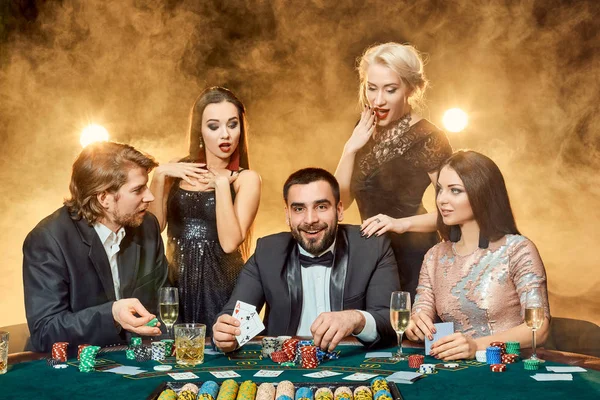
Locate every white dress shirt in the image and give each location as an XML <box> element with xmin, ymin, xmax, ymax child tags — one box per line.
<box><xmin>296</xmin><ymin>242</ymin><xmax>378</xmax><ymax>342</ymax></box>
<box><xmin>93</xmin><ymin>222</ymin><xmax>126</xmax><ymax>300</ymax></box>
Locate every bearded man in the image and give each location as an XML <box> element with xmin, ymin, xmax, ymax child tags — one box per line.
<box><xmin>23</xmin><ymin>141</ymin><xmax>168</xmax><ymax>354</ymax></box>
<box><xmin>213</xmin><ymin>168</ymin><xmax>400</xmax><ymax>352</ymax></box>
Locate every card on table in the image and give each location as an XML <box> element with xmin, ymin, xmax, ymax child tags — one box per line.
<box><xmin>232</xmin><ymin>300</ymin><xmax>265</xmax><ymax>346</ymax></box>
<box><xmin>254</xmin><ymin>370</ymin><xmax>284</xmax><ymax>377</ymax></box>
<box><xmin>531</xmin><ymin>373</ymin><xmax>573</xmax><ymax>381</ymax></box>
<box><xmin>210</xmin><ymin>370</ymin><xmax>241</xmax><ymax>378</ymax></box>
<box><xmin>168</xmin><ymin>372</ymin><xmax>200</xmax><ymax>380</ymax></box>
<box><xmin>102</xmin><ymin>366</ymin><xmax>146</xmax><ymax>375</ymax></box>
<box><xmin>386</xmin><ymin>371</ymin><xmax>424</xmax><ymax>384</ymax></box>
<box><xmin>342</xmin><ymin>373</ymin><xmax>379</xmax><ymax>381</ymax></box>
<box><xmin>546</xmin><ymin>366</ymin><xmax>587</xmax><ymax>373</ymax></box>
<box><xmin>365</xmin><ymin>352</ymin><xmax>393</xmax><ymax>358</ymax></box>
<box><xmin>303</xmin><ymin>370</ymin><xmax>343</xmax><ymax>378</ymax></box>
<box><xmin>425</xmin><ymin>322</ymin><xmax>454</xmax><ymax>355</ymax></box>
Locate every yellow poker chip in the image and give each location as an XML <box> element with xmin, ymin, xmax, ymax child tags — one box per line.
<box><xmin>153</xmin><ymin>365</ymin><xmax>173</xmax><ymax>371</ymax></box>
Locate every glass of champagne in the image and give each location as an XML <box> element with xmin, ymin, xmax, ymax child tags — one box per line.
<box><xmin>159</xmin><ymin>287</ymin><xmax>179</xmax><ymax>338</ymax></box>
<box><xmin>525</xmin><ymin>287</ymin><xmax>545</xmax><ymax>363</ymax></box>
<box><xmin>390</xmin><ymin>291</ymin><xmax>411</xmax><ymax>361</ymax></box>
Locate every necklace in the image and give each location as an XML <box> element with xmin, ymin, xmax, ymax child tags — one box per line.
<box><xmin>452</xmin><ymin>241</ymin><xmax>479</xmax><ymax>257</ymax></box>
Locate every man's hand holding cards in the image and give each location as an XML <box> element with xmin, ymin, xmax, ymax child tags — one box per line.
<box><xmin>232</xmin><ymin>300</ymin><xmax>265</xmax><ymax>347</ymax></box>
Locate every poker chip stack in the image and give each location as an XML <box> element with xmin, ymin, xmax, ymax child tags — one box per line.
<box><xmin>490</xmin><ymin>363</ymin><xmax>507</xmax><ymax>372</ymax></box>
<box><xmin>408</xmin><ymin>354</ymin><xmax>425</xmax><ymax>369</ymax></box>
<box><xmin>51</xmin><ymin>342</ymin><xmax>69</xmax><ymax>362</ymax></box>
<box><xmin>505</xmin><ymin>341</ymin><xmax>520</xmax><ymax>356</ymax></box>
<box><xmin>134</xmin><ymin>345</ymin><xmax>152</xmax><ymax>362</ymax></box>
<box><xmin>485</xmin><ymin>346</ymin><xmax>502</xmax><ymax>365</ymax></box>
<box><xmin>216</xmin><ymin>379</ymin><xmax>239</xmax><ymax>400</ymax></box>
<box><xmin>198</xmin><ymin>381</ymin><xmax>219</xmax><ymax>400</ymax></box>
<box><xmin>296</xmin><ymin>387</ymin><xmax>314</xmax><ymax>400</ymax></box>
<box><xmin>523</xmin><ymin>359</ymin><xmax>540</xmax><ymax>371</ymax></box>
<box><xmin>315</xmin><ymin>388</ymin><xmax>333</xmax><ymax>400</ymax></box>
<box><xmin>128</xmin><ymin>336</ymin><xmax>142</xmax><ymax>360</ymax></box>
<box><xmin>282</xmin><ymin>339</ymin><xmax>300</xmax><ymax>362</ymax></box>
<box><xmin>179</xmin><ymin>383</ymin><xmax>199</xmax><ymax>400</ymax></box>
<box><xmin>475</xmin><ymin>350</ymin><xmax>487</xmax><ymax>363</ymax></box>
<box><xmin>157</xmin><ymin>388</ymin><xmax>177</xmax><ymax>400</ymax></box>
<box><xmin>276</xmin><ymin>380</ymin><xmax>295</xmax><ymax>400</ymax></box>
<box><xmin>489</xmin><ymin>341</ymin><xmax>506</xmax><ymax>355</ymax></box>
<box><xmin>261</xmin><ymin>337</ymin><xmax>280</xmax><ymax>358</ymax></box>
<box><xmin>78</xmin><ymin>345</ymin><xmax>100</xmax><ymax>372</ymax></box>
<box><xmin>501</xmin><ymin>353</ymin><xmax>519</xmax><ymax>364</ymax></box>
<box><xmin>353</xmin><ymin>386</ymin><xmax>373</xmax><ymax>400</ymax></box>
<box><xmin>256</xmin><ymin>383</ymin><xmax>276</xmax><ymax>400</ymax></box>
<box><xmin>296</xmin><ymin>340</ymin><xmax>314</xmax><ymax>363</ymax></box>
<box><xmin>334</xmin><ymin>387</ymin><xmax>352</xmax><ymax>400</ymax></box>
<box><xmin>161</xmin><ymin>339</ymin><xmax>175</xmax><ymax>357</ymax></box>
<box><xmin>237</xmin><ymin>380</ymin><xmax>258</xmax><ymax>400</ymax></box>
<box><xmin>151</xmin><ymin>341</ymin><xmax>166</xmax><ymax>361</ymax></box>
<box><xmin>371</xmin><ymin>377</ymin><xmax>392</xmax><ymax>400</ymax></box>
<box><xmin>299</xmin><ymin>345</ymin><xmax>319</xmax><ymax>369</ymax></box>
<box><xmin>77</xmin><ymin>344</ymin><xmax>91</xmax><ymax>361</ymax></box>
<box><xmin>418</xmin><ymin>363</ymin><xmax>436</xmax><ymax>374</ymax></box>
<box><xmin>270</xmin><ymin>350</ymin><xmax>291</xmax><ymax>363</ymax></box>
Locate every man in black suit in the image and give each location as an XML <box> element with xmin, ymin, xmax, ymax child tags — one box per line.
<box><xmin>213</xmin><ymin>168</ymin><xmax>400</xmax><ymax>352</ymax></box>
<box><xmin>23</xmin><ymin>141</ymin><xmax>168</xmax><ymax>353</ymax></box>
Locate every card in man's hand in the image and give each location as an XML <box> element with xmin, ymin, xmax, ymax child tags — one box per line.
<box><xmin>232</xmin><ymin>300</ymin><xmax>265</xmax><ymax>347</ymax></box>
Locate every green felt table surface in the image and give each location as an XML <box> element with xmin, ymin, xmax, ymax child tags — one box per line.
<box><xmin>1</xmin><ymin>345</ymin><xmax>599</xmax><ymax>400</ymax></box>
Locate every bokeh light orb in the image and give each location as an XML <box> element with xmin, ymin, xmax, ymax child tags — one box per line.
<box><xmin>80</xmin><ymin>124</ymin><xmax>109</xmax><ymax>148</ymax></box>
<box><xmin>442</xmin><ymin>108</ymin><xmax>468</xmax><ymax>133</ymax></box>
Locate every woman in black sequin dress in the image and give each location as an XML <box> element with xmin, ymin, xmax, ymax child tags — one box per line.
<box><xmin>335</xmin><ymin>43</ymin><xmax>452</xmax><ymax>302</ymax></box>
<box><xmin>148</xmin><ymin>87</ymin><xmax>261</xmax><ymax>335</ymax></box>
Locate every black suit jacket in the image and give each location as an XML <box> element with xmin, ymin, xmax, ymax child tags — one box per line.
<box><xmin>219</xmin><ymin>225</ymin><xmax>400</xmax><ymax>348</ymax></box>
<box><xmin>23</xmin><ymin>206</ymin><xmax>168</xmax><ymax>353</ymax></box>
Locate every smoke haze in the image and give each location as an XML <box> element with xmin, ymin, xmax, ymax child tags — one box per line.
<box><xmin>1</xmin><ymin>0</ymin><xmax>598</xmax><ymax>328</ymax></box>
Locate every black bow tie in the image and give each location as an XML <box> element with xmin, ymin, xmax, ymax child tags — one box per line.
<box><xmin>299</xmin><ymin>251</ymin><xmax>334</xmax><ymax>268</ymax></box>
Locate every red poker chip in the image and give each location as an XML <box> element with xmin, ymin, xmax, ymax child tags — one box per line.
<box><xmin>501</xmin><ymin>354</ymin><xmax>518</xmax><ymax>364</ymax></box>
<box><xmin>490</xmin><ymin>363</ymin><xmax>506</xmax><ymax>372</ymax></box>
<box><xmin>271</xmin><ymin>350</ymin><xmax>291</xmax><ymax>363</ymax></box>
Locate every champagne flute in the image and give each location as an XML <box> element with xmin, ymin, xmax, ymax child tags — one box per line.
<box><xmin>159</xmin><ymin>287</ymin><xmax>179</xmax><ymax>338</ymax></box>
<box><xmin>390</xmin><ymin>291</ymin><xmax>411</xmax><ymax>361</ymax></box>
<box><xmin>524</xmin><ymin>287</ymin><xmax>545</xmax><ymax>363</ymax></box>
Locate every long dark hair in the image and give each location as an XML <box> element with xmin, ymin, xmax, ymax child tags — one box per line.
<box><xmin>436</xmin><ymin>150</ymin><xmax>520</xmax><ymax>242</ymax></box>
<box><xmin>187</xmin><ymin>86</ymin><xmax>249</xmax><ymax>170</ymax></box>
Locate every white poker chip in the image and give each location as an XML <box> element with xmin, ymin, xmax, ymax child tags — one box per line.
<box><xmin>53</xmin><ymin>364</ymin><xmax>68</xmax><ymax>369</ymax></box>
<box><xmin>444</xmin><ymin>363</ymin><xmax>459</xmax><ymax>368</ymax></box>
<box><xmin>154</xmin><ymin>365</ymin><xmax>173</xmax><ymax>371</ymax></box>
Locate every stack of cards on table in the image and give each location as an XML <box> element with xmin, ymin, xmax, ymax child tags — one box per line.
<box><xmin>232</xmin><ymin>300</ymin><xmax>265</xmax><ymax>346</ymax></box>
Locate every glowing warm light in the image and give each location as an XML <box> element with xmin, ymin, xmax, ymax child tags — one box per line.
<box><xmin>442</xmin><ymin>108</ymin><xmax>468</xmax><ymax>133</ymax></box>
<box><xmin>80</xmin><ymin>124</ymin><xmax>109</xmax><ymax>148</ymax></box>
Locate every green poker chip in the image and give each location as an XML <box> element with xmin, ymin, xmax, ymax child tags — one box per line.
<box><xmin>145</xmin><ymin>317</ymin><xmax>159</xmax><ymax>327</ymax></box>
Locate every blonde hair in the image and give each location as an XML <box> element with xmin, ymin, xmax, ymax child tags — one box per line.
<box><xmin>358</xmin><ymin>42</ymin><xmax>428</xmax><ymax>111</ymax></box>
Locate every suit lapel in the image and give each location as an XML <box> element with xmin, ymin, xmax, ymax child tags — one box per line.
<box><xmin>330</xmin><ymin>227</ymin><xmax>348</xmax><ymax>311</ymax></box>
<box><xmin>76</xmin><ymin>218</ymin><xmax>117</xmax><ymax>302</ymax></box>
<box><xmin>285</xmin><ymin>243</ymin><xmax>302</xmax><ymax>334</ymax></box>
<box><xmin>117</xmin><ymin>230</ymin><xmax>141</xmax><ymax>299</ymax></box>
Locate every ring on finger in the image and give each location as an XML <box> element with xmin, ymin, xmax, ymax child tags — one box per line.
<box><xmin>375</xmin><ymin>218</ymin><xmax>381</xmax><ymax>223</ymax></box>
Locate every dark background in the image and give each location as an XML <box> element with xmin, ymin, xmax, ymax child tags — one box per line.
<box><xmin>1</xmin><ymin>0</ymin><xmax>598</xmax><ymax>327</ymax></box>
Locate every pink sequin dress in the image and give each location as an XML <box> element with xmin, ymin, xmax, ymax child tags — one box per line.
<box><xmin>413</xmin><ymin>234</ymin><xmax>551</xmax><ymax>338</ymax></box>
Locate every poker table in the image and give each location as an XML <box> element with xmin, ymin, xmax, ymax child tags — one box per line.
<box><xmin>3</xmin><ymin>340</ymin><xmax>600</xmax><ymax>400</ymax></box>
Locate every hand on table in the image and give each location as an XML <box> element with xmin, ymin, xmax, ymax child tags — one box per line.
<box><xmin>430</xmin><ymin>332</ymin><xmax>477</xmax><ymax>361</ymax></box>
<box><xmin>311</xmin><ymin>310</ymin><xmax>366</xmax><ymax>352</ymax></box>
<box><xmin>405</xmin><ymin>311</ymin><xmax>436</xmax><ymax>342</ymax></box>
<box><xmin>361</xmin><ymin>214</ymin><xmax>409</xmax><ymax>238</ymax></box>
<box><xmin>212</xmin><ymin>314</ymin><xmax>241</xmax><ymax>353</ymax></box>
<box><xmin>112</xmin><ymin>298</ymin><xmax>161</xmax><ymax>336</ymax></box>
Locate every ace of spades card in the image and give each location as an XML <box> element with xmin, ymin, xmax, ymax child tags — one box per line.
<box><xmin>232</xmin><ymin>300</ymin><xmax>265</xmax><ymax>346</ymax></box>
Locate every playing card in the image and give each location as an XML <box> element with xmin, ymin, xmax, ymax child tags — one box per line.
<box><xmin>233</xmin><ymin>300</ymin><xmax>256</xmax><ymax>323</ymax></box>
<box><xmin>168</xmin><ymin>372</ymin><xmax>200</xmax><ymax>380</ymax></box>
<box><xmin>425</xmin><ymin>322</ymin><xmax>454</xmax><ymax>355</ymax></box>
<box><xmin>210</xmin><ymin>370</ymin><xmax>241</xmax><ymax>378</ymax></box>
<box><xmin>342</xmin><ymin>372</ymin><xmax>379</xmax><ymax>381</ymax></box>
<box><xmin>235</xmin><ymin>309</ymin><xmax>265</xmax><ymax>347</ymax></box>
<box><xmin>303</xmin><ymin>370</ymin><xmax>343</xmax><ymax>378</ymax></box>
<box><xmin>254</xmin><ymin>370</ymin><xmax>284</xmax><ymax>377</ymax></box>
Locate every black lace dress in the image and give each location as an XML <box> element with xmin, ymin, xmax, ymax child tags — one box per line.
<box><xmin>350</xmin><ymin>118</ymin><xmax>452</xmax><ymax>302</ymax></box>
<box><xmin>166</xmin><ymin>182</ymin><xmax>244</xmax><ymax>336</ymax></box>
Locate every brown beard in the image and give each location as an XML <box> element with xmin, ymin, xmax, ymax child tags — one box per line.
<box><xmin>290</xmin><ymin>218</ymin><xmax>338</xmax><ymax>255</ymax></box>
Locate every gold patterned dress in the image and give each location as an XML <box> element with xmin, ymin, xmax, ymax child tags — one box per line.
<box><xmin>413</xmin><ymin>235</ymin><xmax>551</xmax><ymax>337</ymax></box>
